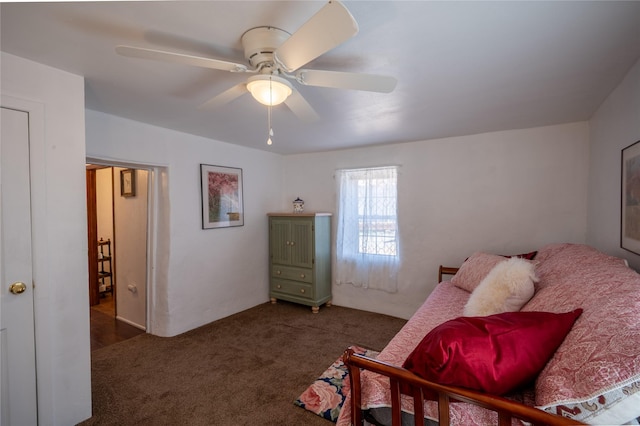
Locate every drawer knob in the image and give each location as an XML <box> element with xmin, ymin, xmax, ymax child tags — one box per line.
<box><xmin>276</xmin><ymin>270</ymin><xmax>281</xmax><ymax>275</ymax></box>
<box><xmin>300</xmin><ymin>274</ymin><xmax>305</xmax><ymax>278</ymax></box>
<box><xmin>276</xmin><ymin>285</ymin><xmax>281</xmax><ymax>289</ymax></box>
<box><xmin>300</xmin><ymin>289</ymin><xmax>305</xmax><ymax>294</ymax></box>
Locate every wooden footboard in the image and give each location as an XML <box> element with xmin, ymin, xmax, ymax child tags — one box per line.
<box><xmin>344</xmin><ymin>348</ymin><xmax>584</xmax><ymax>426</ymax></box>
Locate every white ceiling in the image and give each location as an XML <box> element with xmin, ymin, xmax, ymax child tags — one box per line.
<box><xmin>2</xmin><ymin>1</ymin><xmax>640</xmax><ymax>155</ymax></box>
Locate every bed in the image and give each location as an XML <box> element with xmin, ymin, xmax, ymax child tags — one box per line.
<box><xmin>338</xmin><ymin>243</ymin><xmax>640</xmax><ymax>425</ymax></box>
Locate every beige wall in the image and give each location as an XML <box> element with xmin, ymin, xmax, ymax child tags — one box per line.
<box><xmin>114</xmin><ymin>167</ymin><xmax>148</xmax><ymax>329</ymax></box>
<box><xmin>96</xmin><ymin>168</ymin><xmax>114</xmax><ymax>246</ymax></box>
<box><xmin>282</xmin><ymin>122</ymin><xmax>590</xmax><ymax>319</ymax></box>
<box><xmin>588</xmin><ymin>57</ymin><xmax>640</xmax><ymax>267</ymax></box>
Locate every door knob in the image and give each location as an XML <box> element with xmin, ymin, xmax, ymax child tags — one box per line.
<box><xmin>9</xmin><ymin>282</ymin><xmax>27</xmax><ymax>294</ymax></box>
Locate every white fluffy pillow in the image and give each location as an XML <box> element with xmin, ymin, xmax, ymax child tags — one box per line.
<box><xmin>464</xmin><ymin>257</ymin><xmax>538</xmax><ymax>317</ymax></box>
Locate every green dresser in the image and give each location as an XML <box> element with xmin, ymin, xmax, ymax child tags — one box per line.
<box><xmin>268</xmin><ymin>213</ymin><xmax>332</xmax><ymax>313</ymax></box>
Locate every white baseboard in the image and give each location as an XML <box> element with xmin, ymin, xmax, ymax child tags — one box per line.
<box><xmin>116</xmin><ymin>315</ymin><xmax>146</xmax><ymax>331</ymax></box>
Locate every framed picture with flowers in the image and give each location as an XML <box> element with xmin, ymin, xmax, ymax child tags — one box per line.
<box><xmin>621</xmin><ymin>140</ymin><xmax>640</xmax><ymax>254</ymax></box>
<box><xmin>200</xmin><ymin>164</ymin><xmax>244</xmax><ymax>229</ymax></box>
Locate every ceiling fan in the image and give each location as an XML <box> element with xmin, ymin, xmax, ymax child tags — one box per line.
<box><xmin>115</xmin><ymin>1</ymin><xmax>397</xmax><ymax>123</ymax></box>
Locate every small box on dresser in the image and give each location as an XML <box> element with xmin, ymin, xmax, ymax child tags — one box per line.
<box><xmin>268</xmin><ymin>212</ymin><xmax>332</xmax><ymax>313</ymax></box>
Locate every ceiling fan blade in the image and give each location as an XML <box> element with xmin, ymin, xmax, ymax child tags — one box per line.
<box><xmin>199</xmin><ymin>84</ymin><xmax>247</xmax><ymax>109</ymax></box>
<box><xmin>284</xmin><ymin>90</ymin><xmax>320</xmax><ymax>122</ymax></box>
<box><xmin>275</xmin><ymin>1</ymin><xmax>358</xmax><ymax>73</ymax></box>
<box><xmin>116</xmin><ymin>45</ymin><xmax>249</xmax><ymax>73</ymax></box>
<box><xmin>296</xmin><ymin>69</ymin><xmax>397</xmax><ymax>93</ymax></box>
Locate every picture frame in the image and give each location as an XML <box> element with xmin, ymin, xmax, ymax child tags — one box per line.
<box><xmin>621</xmin><ymin>140</ymin><xmax>640</xmax><ymax>254</ymax></box>
<box><xmin>120</xmin><ymin>168</ymin><xmax>136</xmax><ymax>197</ymax></box>
<box><xmin>200</xmin><ymin>164</ymin><xmax>244</xmax><ymax>229</ymax></box>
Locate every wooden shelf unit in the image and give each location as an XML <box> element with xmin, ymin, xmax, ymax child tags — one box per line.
<box><xmin>97</xmin><ymin>238</ymin><xmax>113</xmax><ymax>296</ymax></box>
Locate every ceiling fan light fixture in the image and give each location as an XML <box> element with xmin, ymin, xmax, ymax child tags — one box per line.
<box><xmin>247</xmin><ymin>75</ymin><xmax>292</xmax><ymax>106</ymax></box>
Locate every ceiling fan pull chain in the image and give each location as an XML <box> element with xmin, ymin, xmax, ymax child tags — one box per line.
<box><xmin>267</xmin><ymin>105</ymin><xmax>273</xmax><ymax>146</ymax></box>
<box><xmin>267</xmin><ymin>77</ymin><xmax>274</xmax><ymax>146</ymax></box>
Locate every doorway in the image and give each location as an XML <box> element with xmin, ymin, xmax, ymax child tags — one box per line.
<box><xmin>86</xmin><ymin>165</ymin><xmax>148</xmax><ymax>350</ymax></box>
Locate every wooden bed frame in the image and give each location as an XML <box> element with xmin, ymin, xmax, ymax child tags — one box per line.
<box><xmin>343</xmin><ymin>265</ymin><xmax>585</xmax><ymax>426</ymax></box>
<box><xmin>344</xmin><ymin>348</ymin><xmax>584</xmax><ymax>426</ymax></box>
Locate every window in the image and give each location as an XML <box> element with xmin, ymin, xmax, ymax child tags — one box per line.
<box><xmin>346</xmin><ymin>168</ymin><xmax>398</xmax><ymax>256</ymax></box>
<box><xmin>335</xmin><ymin>166</ymin><xmax>400</xmax><ymax>293</ymax></box>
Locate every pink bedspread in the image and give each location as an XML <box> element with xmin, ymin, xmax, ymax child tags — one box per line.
<box><xmin>337</xmin><ymin>243</ymin><xmax>640</xmax><ymax>425</ymax></box>
<box><xmin>524</xmin><ymin>244</ymin><xmax>640</xmax><ymax>422</ymax></box>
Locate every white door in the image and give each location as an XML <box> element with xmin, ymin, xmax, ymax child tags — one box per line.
<box><xmin>0</xmin><ymin>107</ymin><xmax>38</xmax><ymax>425</ymax></box>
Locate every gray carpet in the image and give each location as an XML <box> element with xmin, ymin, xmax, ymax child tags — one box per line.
<box><xmin>78</xmin><ymin>301</ymin><xmax>407</xmax><ymax>426</ymax></box>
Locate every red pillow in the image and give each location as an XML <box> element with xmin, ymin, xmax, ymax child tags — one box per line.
<box><xmin>402</xmin><ymin>309</ymin><xmax>582</xmax><ymax>396</ymax></box>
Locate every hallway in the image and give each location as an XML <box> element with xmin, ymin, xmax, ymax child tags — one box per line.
<box><xmin>89</xmin><ymin>294</ymin><xmax>144</xmax><ymax>351</ymax></box>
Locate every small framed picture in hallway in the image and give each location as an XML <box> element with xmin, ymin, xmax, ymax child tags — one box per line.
<box><xmin>120</xmin><ymin>168</ymin><xmax>136</xmax><ymax>197</ymax></box>
<box><xmin>200</xmin><ymin>164</ymin><xmax>244</xmax><ymax>229</ymax></box>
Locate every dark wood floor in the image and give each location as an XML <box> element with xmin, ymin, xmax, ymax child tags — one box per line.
<box><xmin>90</xmin><ymin>293</ymin><xmax>145</xmax><ymax>351</ymax></box>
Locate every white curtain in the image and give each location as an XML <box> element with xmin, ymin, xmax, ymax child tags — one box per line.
<box><xmin>335</xmin><ymin>166</ymin><xmax>400</xmax><ymax>293</ymax></box>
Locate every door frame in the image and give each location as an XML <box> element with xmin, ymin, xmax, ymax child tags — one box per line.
<box><xmin>86</xmin><ymin>168</ymin><xmax>100</xmax><ymax>306</ymax></box>
<box><xmin>86</xmin><ymin>158</ymin><xmax>165</xmax><ymax>335</ymax></box>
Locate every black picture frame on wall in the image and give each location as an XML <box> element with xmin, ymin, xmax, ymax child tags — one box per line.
<box><xmin>621</xmin><ymin>140</ymin><xmax>640</xmax><ymax>255</ymax></box>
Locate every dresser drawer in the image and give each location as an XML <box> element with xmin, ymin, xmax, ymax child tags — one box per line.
<box><xmin>271</xmin><ymin>265</ymin><xmax>313</xmax><ymax>283</ymax></box>
<box><xmin>271</xmin><ymin>278</ymin><xmax>313</xmax><ymax>300</ymax></box>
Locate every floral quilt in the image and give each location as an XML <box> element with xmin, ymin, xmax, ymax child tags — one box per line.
<box><xmin>295</xmin><ymin>345</ymin><xmax>379</xmax><ymax>422</ymax></box>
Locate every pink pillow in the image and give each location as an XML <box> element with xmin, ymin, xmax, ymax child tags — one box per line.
<box><xmin>402</xmin><ymin>309</ymin><xmax>583</xmax><ymax>396</ymax></box>
<box><xmin>450</xmin><ymin>252</ymin><xmax>506</xmax><ymax>292</ymax></box>
<box><xmin>506</xmin><ymin>251</ymin><xmax>538</xmax><ymax>261</ymax></box>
